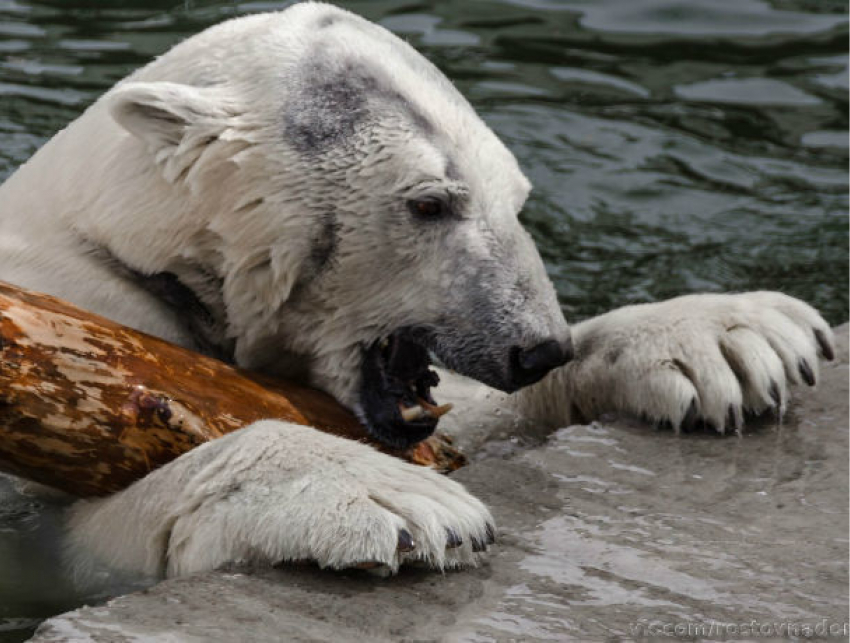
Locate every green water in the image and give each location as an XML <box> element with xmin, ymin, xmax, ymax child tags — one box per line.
<box><xmin>0</xmin><ymin>0</ymin><xmax>847</xmax><ymax>325</ymax></box>
<box><xmin>0</xmin><ymin>0</ymin><xmax>847</xmax><ymax>640</ymax></box>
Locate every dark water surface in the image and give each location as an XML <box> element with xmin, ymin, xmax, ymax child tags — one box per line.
<box><xmin>0</xmin><ymin>0</ymin><xmax>847</xmax><ymax>640</ymax></box>
<box><xmin>1</xmin><ymin>0</ymin><xmax>848</xmax><ymax>324</ymax></box>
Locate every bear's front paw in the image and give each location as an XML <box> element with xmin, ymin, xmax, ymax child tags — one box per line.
<box><xmin>67</xmin><ymin>421</ymin><xmax>494</xmax><ymax>577</ymax></box>
<box><xmin>568</xmin><ymin>292</ymin><xmax>835</xmax><ymax>433</ymax></box>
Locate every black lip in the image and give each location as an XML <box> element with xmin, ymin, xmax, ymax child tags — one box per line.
<box><xmin>359</xmin><ymin>329</ymin><xmax>441</xmax><ymax>449</ymax></box>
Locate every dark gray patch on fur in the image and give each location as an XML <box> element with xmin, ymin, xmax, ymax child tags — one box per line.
<box><xmin>311</xmin><ymin>213</ymin><xmax>340</xmax><ymax>272</ymax></box>
<box><xmin>316</xmin><ymin>12</ymin><xmax>343</xmax><ymax>28</ymax></box>
<box><xmin>284</xmin><ymin>52</ymin><xmax>434</xmax><ymax>155</ymax></box>
<box><xmin>288</xmin><ymin>212</ymin><xmax>340</xmax><ymax>301</ymax></box>
<box><xmin>605</xmin><ymin>346</ymin><xmax>623</xmax><ymax>365</ymax></box>
<box><xmin>92</xmin><ymin>245</ymin><xmax>234</xmax><ymax>362</ymax></box>
<box><xmin>129</xmin><ymin>271</ymin><xmax>235</xmax><ymax>363</ymax></box>
<box><xmin>284</xmin><ymin>64</ymin><xmax>372</xmax><ymax>153</ymax></box>
<box><xmin>444</xmin><ymin>158</ymin><xmax>461</xmax><ymax>181</ymax></box>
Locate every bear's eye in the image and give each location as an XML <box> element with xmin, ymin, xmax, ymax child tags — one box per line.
<box><xmin>407</xmin><ymin>197</ymin><xmax>449</xmax><ymax>220</ymax></box>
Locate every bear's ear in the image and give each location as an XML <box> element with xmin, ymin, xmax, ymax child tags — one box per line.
<box><xmin>108</xmin><ymin>82</ymin><xmax>237</xmax><ymax>182</ymax></box>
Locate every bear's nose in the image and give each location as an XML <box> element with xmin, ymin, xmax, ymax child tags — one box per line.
<box><xmin>508</xmin><ymin>335</ymin><xmax>573</xmax><ymax>390</ymax></box>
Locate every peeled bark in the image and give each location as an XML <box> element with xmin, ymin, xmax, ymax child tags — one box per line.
<box><xmin>0</xmin><ymin>281</ymin><xmax>465</xmax><ymax>497</ymax></box>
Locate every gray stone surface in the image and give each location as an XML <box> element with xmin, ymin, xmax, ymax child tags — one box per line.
<box><xmin>31</xmin><ymin>327</ymin><xmax>849</xmax><ymax>642</ymax></box>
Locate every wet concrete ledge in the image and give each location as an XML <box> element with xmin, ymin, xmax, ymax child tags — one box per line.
<box><xmin>31</xmin><ymin>326</ymin><xmax>849</xmax><ymax>642</ymax></box>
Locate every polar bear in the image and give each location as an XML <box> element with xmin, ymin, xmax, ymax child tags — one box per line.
<box><xmin>0</xmin><ymin>2</ymin><xmax>835</xmax><ymax>578</ymax></box>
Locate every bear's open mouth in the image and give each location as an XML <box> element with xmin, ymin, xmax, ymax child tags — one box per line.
<box><xmin>359</xmin><ymin>329</ymin><xmax>452</xmax><ymax>449</ymax></box>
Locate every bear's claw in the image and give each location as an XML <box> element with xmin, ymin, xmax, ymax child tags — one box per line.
<box><xmin>564</xmin><ymin>291</ymin><xmax>834</xmax><ymax>434</ymax></box>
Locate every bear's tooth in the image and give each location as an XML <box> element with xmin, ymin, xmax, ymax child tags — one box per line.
<box><xmin>426</xmin><ymin>403</ymin><xmax>453</xmax><ymax>419</ymax></box>
<box><xmin>400</xmin><ymin>404</ymin><xmax>424</xmax><ymax>422</ymax></box>
<box><xmin>419</xmin><ymin>398</ymin><xmax>454</xmax><ymax>419</ymax></box>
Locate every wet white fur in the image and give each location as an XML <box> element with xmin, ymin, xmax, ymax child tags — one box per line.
<box><xmin>68</xmin><ymin>422</ymin><xmax>491</xmax><ymax>577</ymax></box>
<box><xmin>511</xmin><ymin>291</ymin><xmax>832</xmax><ymax>431</ymax></box>
<box><xmin>0</xmin><ymin>3</ymin><xmax>834</xmax><ymax>578</ymax></box>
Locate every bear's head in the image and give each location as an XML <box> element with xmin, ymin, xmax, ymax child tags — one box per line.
<box><xmin>102</xmin><ymin>3</ymin><xmax>572</xmax><ymax>447</ymax></box>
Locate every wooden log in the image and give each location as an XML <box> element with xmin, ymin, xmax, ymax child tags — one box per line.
<box><xmin>0</xmin><ymin>281</ymin><xmax>465</xmax><ymax>497</ymax></box>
